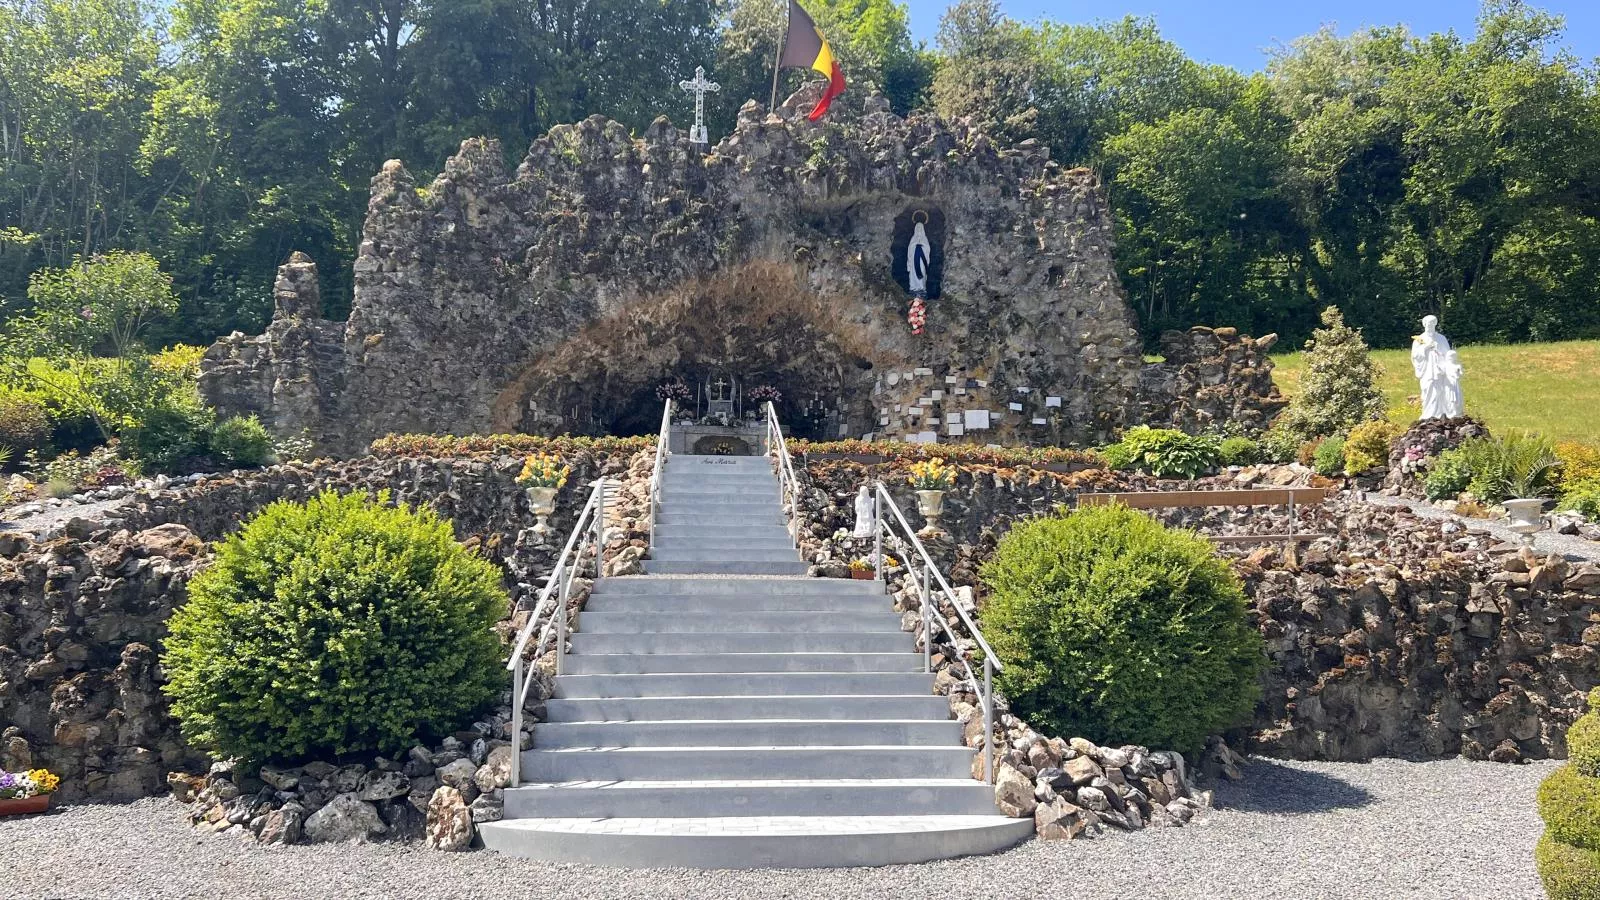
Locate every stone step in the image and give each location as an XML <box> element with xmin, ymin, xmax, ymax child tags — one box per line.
<box><xmin>650</xmin><ymin>526</ymin><xmax>795</xmax><ymax>544</ymax></box>
<box><xmin>647</xmin><ymin>548</ymin><xmax>801</xmax><ymax>564</ymax></box>
<box><xmin>577</xmin><ymin>611</ymin><xmax>896</xmax><ymax>633</ymax></box>
<box><xmin>592</xmin><ymin>575</ymin><xmax>878</xmax><ymax>596</ymax></box>
<box><xmin>644</xmin><ymin>560</ymin><xmax>810</xmax><ymax>575</ymax></box>
<box><xmin>503</xmin><ymin>778</ymin><xmax>997</xmax><ymax>818</ymax></box>
<box><xmin>561</xmin><ymin>652</ymin><xmax>925</xmax><ymax>675</ymax></box>
<box><xmin>544</xmin><ymin>695</ymin><xmax>950</xmax><ymax>722</ymax></box>
<box><xmin>650</xmin><ymin>534</ymin><xmax>796</xmax><ymax>552</ymax></box>
<box><xmin>568</xmin><ymin>631</ymin><xmax>912</xmax><ymax>655</ymax></box>
<box><xmin>660</xmin><ymin>497</ymin><xmax>783</xmax><ymax>512</ymax></box>
<box><xmin>534</xmin><ymin>719</ymin><xmax>964</xmax><ymax>749</ymax></box>
<box><xmin>661</xmin><ymin>483</ymin><xmax>781</xmax><ymax>496</ymax></box>
<box><xmin>584</xmin><ymin>592</ymin><xmax>887</xmax><ymax>613</ymax></box>
<box><xmin>478</xmin><ymin>815</ymin><xmax>1033</xmax><ymax>869</ymax></box>
<box><xmin>518</xmin><ymin>745</ymin><xmax>978</xmax><ymax>781</ymax></box>
<box><xmin>553</xmin><ymin>672</ymin><xmax>935</xmax><ymax>698</ymax></box>
<box><xmin>654</xmin><ymin>513</ymin><xmax>786</xmax><ymax>528</ymax></box>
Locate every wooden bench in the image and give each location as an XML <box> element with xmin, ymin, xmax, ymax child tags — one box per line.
<box><xmin>1076</xmin><ymin>487</ymin><xmax>1333</xmax><ymax>560</ymax></box>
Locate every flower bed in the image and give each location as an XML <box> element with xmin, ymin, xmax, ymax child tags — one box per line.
<box><xmin>789</xmin><ymin>439</ymin><xmax>1103</xmax><ymax>470</ymax></box>
<box><xmin>0</xmin><ymin>768</ymin><xmax>60</xmax><ymax>815</ymax></box>
<box><xmin>369</xmin><ymin>433</ymin><xmax>654</xmax><ymax>458</ymax></box>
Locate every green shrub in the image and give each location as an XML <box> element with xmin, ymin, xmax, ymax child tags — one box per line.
<box><xmin>1424</xmin><ymin>449</ymin><xmax>1473</xmax><ymax>500</ymax></box>
<box><xmin>1258</xmin><ymin>422</ymin><xmax>1302</xmax><ymax>464</ymax></box>
<box><xmin>1563</xmin><ymin>478</ymin><xmax>1600</xmax><ymax>521</ymax></box>
<box><xmin>125</xmin><ymin>401</ymin><xmax>215</xmax><ymax>472</ymax></box>
<box><xmin>1312</xmin><ymin>436</ymin><xmax>1346</xmax><ymax>477</ymax></box>
<box><xmin>1218</xmin><ymin>436</ymin><xmax>1261</xmax><ymax>466</ymax></box>
<box><xmin>162</xmin><ymin>491</ymin><xmax>508</xmax><ymax>761</ymax></box>
<box><xmin>1343</xmin><ymin>419</ymin><xmax>1402</xmax><ymax>475</ymax></box>
<box><xmin>1543</xmin><ymin>765</ymin><xmax>1600</xmax><ymax>853</ymax></box>
<box><xmin>1105</xmin><ymin>426</ymin><xmax>1222</xmax><ymax>480</ymax></box>
<box><xmin>209</xmin><ymin>415</ymin><xmax>274</xmax><ymax>467</ymax></box>
<box><xmin>1538</xmin><ymin>834</ymin><xmax>1600</xmax><ymax>900</ymax></box>
<box><xmin>1538</xmin><ymin>691</ymin><xmax>1600</xmax><ymax>900</ymax></box>
<box><xmin>980</xmin><ymin>504</ymin><xmax>1264</xmax><ymax>751</ymax></box>
<box><xmin>0</xmin><ymin>394</ymin><xmax>51</xmax><ymax>453</ymax></box>
<box><xmin>1571</xmin><ymin>693</ymin><xmax>1600</xmax><ymax>777</ymax></box>
<box><xmin>1273</xmin><ymin>306</ymin><xmax>1386</xmax><ymax>442</ymax></box>
<box><xmin>1457</xmin><ymin>430</ymin><xmax>1561</xmax><ymax>503</ymax></box>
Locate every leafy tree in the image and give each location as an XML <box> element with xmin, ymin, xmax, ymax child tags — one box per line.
<box><xmin>0</xmin><ymin>250</ymin><xmax>180</xmax><ymax>440</ymax></box>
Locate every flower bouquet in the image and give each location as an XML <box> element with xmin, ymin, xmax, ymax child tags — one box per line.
<box><xmin>907</xmin><ymin>458</ymin><xmax>954</xmax><ymax>491</ymax></box>
<box><xmin>517</xmin><ymin>452</ymin><xmax>571</xmax><ymax>533</ymax></box>
<box><xmin>656</xmin><ymin>380</ymin><xmax>692</xmax><ymax>406</ymax></box>
<box><xmin>746</xmin><ymin>385</ymin><xmax>783</xmax><ymax>406</ymax></box>
<box><xmin>0</xmin><ymin>768</ymin><xmax>60</xmax><ymax>815</ymax></box>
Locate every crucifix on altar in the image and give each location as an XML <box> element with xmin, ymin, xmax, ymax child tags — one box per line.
<box><xmin>679</xmin><ymin>65</ymin><xmax>721</xmax><ymax>146</ymax></box>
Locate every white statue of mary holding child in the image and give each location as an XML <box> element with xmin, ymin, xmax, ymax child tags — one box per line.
<box><xmin>1412</xmin><ymin>315</ymin><xmax>1465</xmax><ymax>419</ymax></box>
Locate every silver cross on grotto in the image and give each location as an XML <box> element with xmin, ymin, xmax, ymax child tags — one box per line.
<box><xmin>679</xmin><ymin>65</ymin><xmax>721</xmax><ymax>145</ymax></box>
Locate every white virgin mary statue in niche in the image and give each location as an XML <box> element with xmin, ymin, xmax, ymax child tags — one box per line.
<box><xmin>852</xmin><ymin>484</ymin><xmax>875</xmax><ymax>538</ymax></box>
<box><xmin>1412</xmin><ymin>315</ymin><xmax>1465</xmax><ymax>419</ymax></box>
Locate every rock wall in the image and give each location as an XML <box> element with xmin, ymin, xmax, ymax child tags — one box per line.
<box><xmin>1138</xmin><ymin>327</ymin><xmax>1287</xmax><ymax>434</ymax></box>
<box><xmin>0</xmin><ymin>526</ymin><xmax>207</xmax><ymax>801</ymax></box>
<box><xmin>794</xmin><ymin>458</ymin><xmax>1600</xmax><ymax>762</ymax></box>
<box><xmin>201</xmin><ymin>91</ymin><xmax>1161</xmax><ymax>455</ymax></box>
<box><xmin>1</xmin><ymin>450</ymin><xmax>654</xmax><ymax>803</ymax></box>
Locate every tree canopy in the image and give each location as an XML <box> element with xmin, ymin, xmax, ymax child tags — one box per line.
<box><xmin>1</xmin><ymin>0</ymin><xmax>1596</xmax><ymax>350</ymax></box>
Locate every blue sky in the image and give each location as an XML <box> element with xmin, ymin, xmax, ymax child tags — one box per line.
<box><xmin>902</xmin><ymin>0</ymin><xmax>1600</xmax><ymax>71</ymax></box>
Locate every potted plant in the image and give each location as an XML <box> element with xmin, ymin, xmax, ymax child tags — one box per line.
<box><xmin>907</xmin><ymin>458</ymin><xmax>955</xmax><ymax>534</ymax></box>
<box><xmin>1501</xmin><ymin>431</ymin><xmax>1561</xmax><ymax>537</ymax></box>
<box><xmin>0</xmin><ymin>767</ymin><xmax>60</xmax><ymax>816</ymax></box>
<box><xmin>517</xmin><ymin>452</ymin><xmax>571</xmax><ymax>533</ymax></box>
<box><xmin>847</xmin><ymin>556</ymin><xmax>899</xmax><ymax>580</ymax></box>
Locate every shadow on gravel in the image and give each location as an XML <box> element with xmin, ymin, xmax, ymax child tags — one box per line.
<box><xmin>1210</xmin><ymin>759</ymin><xmax>1373</xmax><ymax>814</ymax></box>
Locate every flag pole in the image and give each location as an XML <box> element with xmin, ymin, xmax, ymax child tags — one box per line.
<box><xmin>769</xmin><ymin>4</ymin><xmax>787</xmax><ymax>112</ymax></box>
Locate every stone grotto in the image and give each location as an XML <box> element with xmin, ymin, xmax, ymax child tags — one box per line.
<box><xmin>199</xmin><ymin>89</ymin><xmax>1282</xmax><ymax>456</ymax></box>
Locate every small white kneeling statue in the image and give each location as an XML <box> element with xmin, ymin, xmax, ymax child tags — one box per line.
<box><xmin>852</xmin><ymin>484</ymin><xmax>875</xmax><ymax>538</ymax></box>
<box><xmin>1412</xmin><ymin>315</ymin><xmax>1464</xmax><ymax>419</ymax></box>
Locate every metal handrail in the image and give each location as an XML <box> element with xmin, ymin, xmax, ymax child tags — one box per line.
<box><xmin>506</xmin><ymin>476</ymin><xmax>608</xmax><ymax>786</ymax></box>
<box><xmin>648</xmin><ymin>398</ymin><xmax>672</xmax><ymax>548</ymax></box>
<box><xmin>873</xmin><ymin>481</ymin><xmax>1003</xmax><ymax>784</ymax></box>
<box><xmin>765</xmin><ymin>400</ymin><xmax>800</xmax><ymax>546</ymax></box>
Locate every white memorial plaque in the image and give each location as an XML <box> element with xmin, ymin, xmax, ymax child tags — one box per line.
<box><xmin>964</xmin><ymin>409</ymin><xmax>990</xmax><ymax>430</ymax></box>
<box><xmin>946</xmin><ymin>423</ymin><xmax>965</xmax><ymax>436</ymax></box>
<box><xmin>914</xmin><ymin>367</ymin><xmax>933</xmax><ymax>376</ymax></box>
<box><xmin>1032</xmin><ymin>417</ymin><xmax>1048</xmax><ymax>425</ymax></box>
<box><xmin>914</xmin><ymin>431</ymin><xmax>938</xmax><ymax>444</ymax></box>
<box><xmin>1009</xmin><ymin>402</ymin><xmax>1024</xmax><ymax>411</ymax></box>
<box><xmin>1045</xmin><ymin>396</ymin><xmax>1062</xmax><ymax>408</ymax></box>
<box><xmin>931</xmin><ymin>390</ymin><xmax>944</xmax><ymax>400</ymax></box>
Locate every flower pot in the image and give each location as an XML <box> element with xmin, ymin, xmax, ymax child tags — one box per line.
<box><xmin>851</xmin><ymin>569</ymin><xmax>875</xmax><ymax>580</ymax></box>
<box><xmin>1504</xmin><ymin>497</ymin><xmax>1545</xmax><ymax>541</ymax></box>
<box><xmin>0</xmin><ymin>794</ymin><xmax>49</xmax><ymax>816</ymax></box>
<box><xmin>525</xmin><ymin>485</ymin><xmax>558</xmax><ymax>533</ymax></box>
<box><xmin>915</xmin><ymin>489</ymin><xmax>945</xmax><ymax>538</ymax></box>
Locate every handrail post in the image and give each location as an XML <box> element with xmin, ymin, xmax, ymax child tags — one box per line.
<box><xmin>921</xmin><ymin>566</ymin><xmax>932</xmax><ymax>674</ymax></box>
<box><xmin>555</xmin><ymin>563</ymin><xmax>568</xmax><ymax>677</ymax></box>
<box><xmin>873</xmin><ymin>485</ymin><xmax>883</xmax><ymax>579</ymax></box>
<box><xmin>510</xmin><ymin>655</ymin><xmax>524</xmax><ymax>785</ymax></box>
<box><xmin>983</xmin><ymin>655</ymin><xmax>995</xmax><ymax>784</ymax></box>
<box><xmin>592</xmin><ymin>478</ymin><xmax>606</xmax><ymax>585</ymax></box>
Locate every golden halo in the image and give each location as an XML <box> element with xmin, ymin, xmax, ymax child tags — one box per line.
<box><xmin>911</xmin><ymin>209</ymin><xmax>929</xmax><ymax>225</ymax></box>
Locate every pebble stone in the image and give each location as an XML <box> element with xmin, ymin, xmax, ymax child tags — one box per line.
<box><xmin>0</xmin><ymin>757</ymin><xmax>1553</xmax><ymax>899</ymax></box>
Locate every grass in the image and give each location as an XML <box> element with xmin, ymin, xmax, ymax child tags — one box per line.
<box><xmin>1270</xmin><ymin>339</ymin><xmax>1600</xmax><ymax>444</ymax></box>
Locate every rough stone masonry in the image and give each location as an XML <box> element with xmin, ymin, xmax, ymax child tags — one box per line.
<box><xmin>201</xmin><ymin>90</ymin><xmax>1281</xmax><ymax>455</ymax></box>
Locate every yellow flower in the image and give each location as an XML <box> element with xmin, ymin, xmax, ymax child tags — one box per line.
<box><xmin>26</xmin><ymin>769</ymin><xmax>59</xmax><ymax>794</ymax></box>
<box><xmin>516</xmin><ymin>452</ymin><xmax>570</xmax><ymax>489</ymax></box>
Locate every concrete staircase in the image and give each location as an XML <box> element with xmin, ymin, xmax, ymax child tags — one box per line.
<box><xmin>477</xmin><ymin>453</ymin><xmax>1031</xmax><ymax>868</ymax></box>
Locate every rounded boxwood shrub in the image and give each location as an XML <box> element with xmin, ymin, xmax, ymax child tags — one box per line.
<box><xmin>1542</xmin><ymin>764</ymin><xmax>1600</xmax><ymax>853</ymax></box>
<box><xmin>980</xmin><ymin>504</ymin><xmax>1264</xmax><ymax>751</ymax></box>
<box><xmin>209</xmin><ymin>414</ymin><xmax>274</xmax><ymax>467</ymax></box>
<box><xmin>1542</xmin><ymin>831</ymin><xmax>1600</xmax><ymax>899</ymax></box>
<box><xmin>1539</xmin><ymin>692</ymin><xmax>1600</xmax><ymax>898</ymax></box>
<box><xmin>1218</xmin><ymin>435</ymin><xmax>1261</xmax><ymax>467</ymax></box>
<box><xmin>162</xmin><ymin>491</ymin><xmax>508</xmax><ymax>761</ymax></box>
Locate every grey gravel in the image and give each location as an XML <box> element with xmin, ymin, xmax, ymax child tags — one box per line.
<box><xmin>1365</xmin><ymin>490</ymin><xmax>1600</xmax><ymax>561</ymax></box>
<box><xmin>0</xmin><ymin>757</ymin><xmax>1552</xmax><ymax>899</ymax></box>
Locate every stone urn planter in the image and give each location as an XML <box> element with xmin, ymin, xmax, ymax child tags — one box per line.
<box><xmin>916</xmin><ymin>489</ymin><xmax>945</xmax><ymax>535</ymax></box>
<box><xmin>526</xmin><ymin>486</ymin><xmax>558</xmax><ymax>533</ymax></box>
<box><xmin>1504</xmin><ymin>498</ymin><xmax>1546</xmax><ymax>541</ymax></box>
<box><xmin>0</xmin><ymin>795</ymin><xmax>49</xmax><ymax>816</ymax></box>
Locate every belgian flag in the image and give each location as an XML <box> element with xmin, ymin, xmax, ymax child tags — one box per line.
<box><xmin>779</xmin><ymin>0</ymin><xmax>846</xmax><ymax>121</ymax></box>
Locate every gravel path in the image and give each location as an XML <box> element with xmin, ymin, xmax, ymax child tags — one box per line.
<box><xmin>1365</xmin><ymin>491</ymin><xmax>1600</xmax><ymax>561</ymax></box>
<box><xmin>0</xmin><ymin>495</ymin><xmax>131</xmax><ymax>536</ymax></box>
<box><xmin>0</xmin><ymin>757</ymin><xmax>1553</xmax><ymax>899</ymax></box>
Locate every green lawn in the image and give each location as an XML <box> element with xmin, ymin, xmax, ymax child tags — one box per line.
<box><xmin>1270</xmin><ymin>340</ymin><xmax>1600</xmax><ymax>445</ymax></box>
